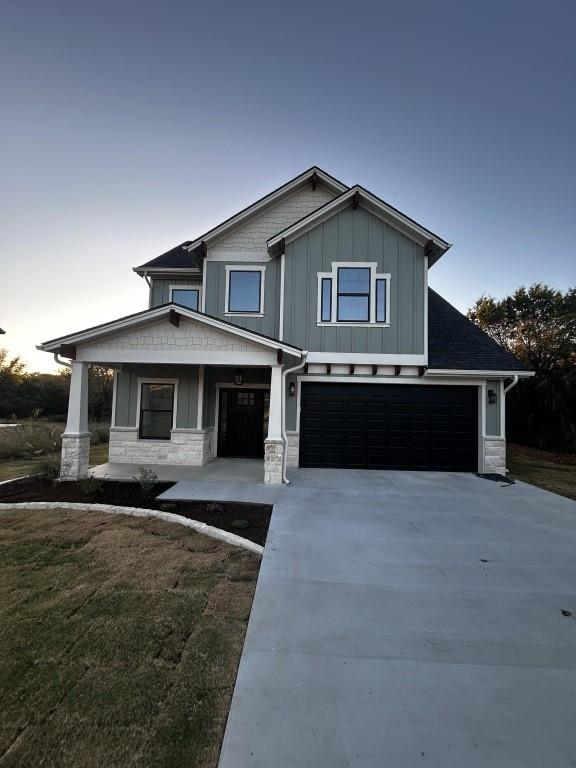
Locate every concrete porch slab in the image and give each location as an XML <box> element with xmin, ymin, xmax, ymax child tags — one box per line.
<box><xmin>91</xmin><ymin>458</ymin><xmax>265</xmax><ymax>484</ymax></box>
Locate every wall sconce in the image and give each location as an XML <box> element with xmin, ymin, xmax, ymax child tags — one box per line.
<box><xmin>234</xmin><ymin>369</ymin><xmax>244</xmax><ymax>386</ymax></box>
<box><xmin>488</xmin><ymin>389</ymin><xmax>497</xmax><ymax>404</ymax></box>
<box><xmin>289</xmin><ymin>382</ymin><xmax>296</xmax><ymax>397</ymax></box>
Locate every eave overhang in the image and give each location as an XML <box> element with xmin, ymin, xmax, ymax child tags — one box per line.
<box><xmin>183</xmin><ymin>167</ymin><xmax>348</xmax><ymax>254</ymax></box>
<box><xmin>425</xmin><ymin>369</ymin><xmax>534</xmax><ymax>378</ymax></box>
<box><xmin>267</xmin><ymin>185</ymin><xmax>452</xmax><ymax>265</ymax></box>
<box><xmin>38</xmin><ymin>304</ymin><xmax>303</xmax><ymax>358</ymax></box>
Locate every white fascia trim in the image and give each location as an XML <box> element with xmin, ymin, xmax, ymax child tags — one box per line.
<box><xmin>307</xmin><ymin>353</ymin><xmax>426</xmax><ymax>365</ymax></box>
<box><xmin>298</xmin><ymin>374</ymin><xmax>483</xmax><ymax>386</ymax></box>
<box><xmin>135</xmin><ymin>377</ymin><xmax>179</xmax><ymax>432</ymax></box>
<box><xmin>268</xmin><ymin>186</ymin><xmax>451</xmax><ymax>252</ymax></box>
<box><xmin>40</xmin><ymin>303</ymin><xmax>302</xmax><ymax>356</ymax></box>
<box><xmin>77</xmin><ymin>349</ymin><xmax>279</xmax><ymax>365</ymax></box>
<box><xmin>224</xmin><ymin>264</ymin><xmax>266</xmax><ymax>316</ymax></box>
<box><xmin>185</xmin><ymin>168</ymin><xmax>347</xmax><ymax>252</ymax></box>
<box><xmin>426</xmin><ymin>369</ymin><xmax>534</xmax><ymax>377</ymax></box>
<box><xmin>133</xmin><ymin>267</ymin><xmax>201</xmax><ymax>275</ymax></box>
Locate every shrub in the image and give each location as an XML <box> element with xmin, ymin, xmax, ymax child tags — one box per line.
<box><xmin>134</xmin><ymin>467</ymin><xmax>159</xmax><ymax>499</ymax></box>
<box><xmin>0</xmin><ymin>423</ymin><xmax>63</xmax><ymax>461</ymax></box>
<box><xmin>78</xmin><ymin>476</ymin><xmax>105</xmax><ymax>496</ymax></box>
<box><xmin>38</xmin><ymin>455</ymin><xmax>61</xmax><ymax>484</ymax></box>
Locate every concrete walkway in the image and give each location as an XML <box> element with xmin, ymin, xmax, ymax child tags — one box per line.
<box><xmin>92</xmin><ymin>457</ymin><xmax>264</xmax><ymax>484</ymax></box>
<box><xmin>219</xmin><ymin>470</ymin><xmax>576</xmax><ymax>768</ymax></box>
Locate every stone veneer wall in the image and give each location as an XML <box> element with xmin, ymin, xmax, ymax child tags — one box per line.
<box><xmin>108</xmin><ymin>427</ymin><xmax>213</xmax><ymax>466</ymax></box>
<box><xmin>286</xmin><ymin>432</ymin><xmax>300</xmax><ymax>468</ymax></box>
<box><xmin>264</xmin><ymin>439</ymin><xmax>284</xmax><ymax>484</ymax></box>
<box><xmin>483</xmin><ymin>437</ymin><xmax>506</xmax><ymax>475</ymax></box>
<box><xmin>60</xmin><ymin>434</ymin><xmax>91</xmax><ymax>480</ymax></box>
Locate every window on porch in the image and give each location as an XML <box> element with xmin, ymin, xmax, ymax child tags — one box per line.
<box><xmin>139</xmin><ymin>383</ymin><xmax>175</xmax><ymax>440</ymax></box>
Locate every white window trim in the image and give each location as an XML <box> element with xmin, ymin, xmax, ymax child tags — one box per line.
<box><xmin>224</xmin><ymin>264</ymin><xmax>266</xmax><ymax>317</ymax></box>
<box><xmin>169</xmin><ymin>284</ymin><xmax>201</xmax><ymax>311</ymax></box>
<box><xmin>135</xmin><ymin>377</ymin><xmax>179</xmax><ymax>439</ymax></box>
<box><xmin>316</xmin><ymin>262</ymin><xmax>390</xmax><ymax>327</ymax></box>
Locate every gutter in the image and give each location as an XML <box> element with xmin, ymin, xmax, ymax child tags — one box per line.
<box><xmin>281</xmin><ymin>351</ymin><xmax>308</xmax><ymax>484</ymax></box>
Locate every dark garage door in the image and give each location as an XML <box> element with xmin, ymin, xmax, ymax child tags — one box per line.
<box><xmin>299</xmin><ymin>382</ymin><xmax>478</xmax><ymax>472</ymax></box>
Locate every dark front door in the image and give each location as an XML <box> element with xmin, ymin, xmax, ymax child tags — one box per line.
<box><xmin>299</xmin><ymin>382</ymin><xmax>478</xmax><ymax>472</ymax></box>
<box><xmin>218</xmin><ymin>389</ymin><xmax>268</xmax><ymax>458</ymax></box>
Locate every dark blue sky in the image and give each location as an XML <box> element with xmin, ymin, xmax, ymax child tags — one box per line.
<box><xmin>1</xmin><ymin>0</ymin><xmax>574</xmax><ymax>370</ymax></box>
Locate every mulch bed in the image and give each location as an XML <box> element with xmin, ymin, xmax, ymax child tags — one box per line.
<box><xmin>0</xmin><ymin>476</ymin><xmax>271</xmax><ymax>545</ymax></box>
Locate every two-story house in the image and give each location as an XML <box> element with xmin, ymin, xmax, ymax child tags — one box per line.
<box><xmin>39</xmin><ymin>167</ymin><xmax>530</xmax><ymax>484</ymax></box>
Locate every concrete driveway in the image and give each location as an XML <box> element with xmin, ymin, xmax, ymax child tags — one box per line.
<box><xmin>219</xmin><ymin>470</ymin><xmax>576</xmax><ymax>768</ymax></box>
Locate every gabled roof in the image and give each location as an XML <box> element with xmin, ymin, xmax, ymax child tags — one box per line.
<box><xmin>38</xmin><ymin>303</ymin><xmax>303</xmax><ymax>356</ymax></box>
<box><xmin>267</xmin><ymin>185</ymin><xmax>451</xmax><ymax>265</ymax></box>
<box><xmin>133</xmin><ymin>242</ymin><xmax>202</xmax><ymax>275</ymax></box>
<box><xmin>182</xmin><ymin>166</ymin><xmax>348</xmax><ymax>254</ymax></box>
<box><xmin>428</xmin><ymin>289</ymin><xmax>528</xmax><ymax>372</ymax></box>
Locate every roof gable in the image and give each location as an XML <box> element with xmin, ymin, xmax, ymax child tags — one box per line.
<box><xmin>268</xmin><ymin>185</ymin><xmax>451</xmax><ymax>265</ymax></box>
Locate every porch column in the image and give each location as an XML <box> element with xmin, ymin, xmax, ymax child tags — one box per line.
<box><xmin>264</xmin><ymin>364</ymin><xmax>284</xmax><ymax>484</ymax></box>
<box><xmin>60</xmin><ymin>362</ymin><xmax>91</xmax><ymax>480</ymax></box>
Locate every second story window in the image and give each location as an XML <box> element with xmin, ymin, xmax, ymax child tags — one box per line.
<box><xmin>225</xmin><ymin>265</ymin><xmax>265</xmax><ymax>316</ymax></box>
<box><xmin>170</xmin><ymin>286</ymin><xmax>200</xmax><ymax>311</ymax></box>
<box><xmin>317</xmin><ymin>262</ymin><xmax>390</xmax><ymax>326</ymax></box>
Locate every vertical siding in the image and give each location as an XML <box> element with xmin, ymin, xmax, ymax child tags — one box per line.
<box><xmin>113</xmin><ymin>365</ymin><xmax>199</xmax><ymax>428</ymax></box>
<box><xmin>283</xmin><ymin>208</ymin><xmax>425</xmax><ymax>354</ymax></box>
<box><xmin>204</xmin><ymin>260</ymin><xmax>280</xmax><ymax>337</ymax></box>
<box><xmin>150</xmin><ymin>278</ymin><xmax>202</xmax><ymax>308</ymax></box>
<box><xmin>485</xmin><ymin>379</ymin><xmax>501</xmax><ymax>436</ymax></box>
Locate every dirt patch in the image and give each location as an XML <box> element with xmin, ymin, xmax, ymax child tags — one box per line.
<box><xmin>0</xmin><ymin>477</ymin><xmax>272</xmax><ymax>546</ymax></box>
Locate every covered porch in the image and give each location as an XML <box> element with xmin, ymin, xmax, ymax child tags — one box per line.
<box><xmin>38</xmin><ymin>304</ymin><xmax>304</xmax><ymax>485</ymax></box>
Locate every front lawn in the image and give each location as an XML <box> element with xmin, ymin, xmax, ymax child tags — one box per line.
<box><xmin>507</xmin><ymin>444</ymin><xmax>576</xmax><ymax>501</ymax></box>
<box><xmin>0</xmin><ymin>509</ymin><xmax>259</xmax><ymax>767</ymax></box>
<box><xmin>0</xmin><ymin>443</ymin><xmax>109</xmax><ymax>483</ymax></box>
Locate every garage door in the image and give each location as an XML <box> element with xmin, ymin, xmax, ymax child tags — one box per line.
<box><xmin>299</xmin><ymin>382</ymin><xmax>478</xmax><ymax>471</ymax></box>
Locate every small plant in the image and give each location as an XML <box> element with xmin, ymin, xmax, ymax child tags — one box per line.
<box><xmin>78</xmin><ymin>476</ymin><xmax>104</xmax><ymax>496</ymax></box>
<box><xmin>159</xmin><ymin>502</ymin><xmax>177</xmax><ymax>513</ymax></box>
<box><xmin>230</xmin><ymin>519</ymin><xmax>250</xmax><ymax>530</ymax></box>
<box><xmin>38</xmin><ymin>455</ymin><xmax>61</xmax><ymax>485</ymax></box>
<box><xmin>206</xmin><ymin>502</ymin><xmax>223</xmax><ymax>514</ymax></box>
<box><xmin>134</xmin><ymin>466</ymin><xmax>159</xmax><ymax>498</ymax></box>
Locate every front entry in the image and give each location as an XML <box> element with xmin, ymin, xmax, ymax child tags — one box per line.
<box><xmin>217</xmin><ymin>389</ymin><xmax>269</xmax><ymax>458</ymax></box>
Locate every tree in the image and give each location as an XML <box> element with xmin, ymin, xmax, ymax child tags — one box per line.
<box><xmin>468</xmin><ymin>284</ymin><xmax>576</xmax><ymax>370</ymax></box>
<box><xmin>468</xmin><ymin>285</ymin><xmax>576</xmax><ymax>452</ymax></box>
<box><xmin>0</xmin><ymin>349</ymin><xmax>27</xmax><ymax>382</ymax></box>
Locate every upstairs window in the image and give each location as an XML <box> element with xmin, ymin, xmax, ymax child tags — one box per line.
<box><xmin>170</xmin><ymin>286</ymin><xmax>200</xmax><ymax>311</ymax></box>
<box><xmin>317</xmin><ymin>263</ymin><xmax>390</xmax><ymax>326</ymax></box>
<box><xmin>225</xmin><ymin>266</ymin><xmax>265</xmax><ymax>315</ymax></box>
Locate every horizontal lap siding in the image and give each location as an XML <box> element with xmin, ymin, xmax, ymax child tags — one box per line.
<box><xmin>283</xmin><ymin>207</ymin><xmax>425</xmax><ymax>354</ymax></box>
<box><xmin>300</xmin><ymin>383</ymin><xmax>478</xmax><ymax>472</ymax></box>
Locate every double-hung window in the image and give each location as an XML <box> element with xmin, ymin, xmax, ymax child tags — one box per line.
<box><xmin>318</xmin><ymin>263</ymin><xmax>390</xmax><ymax>326</ymax></box>
<box><xmin>169</xmin><ymin>286</ymin><xmax>200</xmax><ymax>311</ymax></box>
<box><xmin>225</xmin><ymin>265</ymin><xmax>265</xmax><ymax>315</ymax></box>
<box><xmin>138</xmin><ymin>381</ymin><xmax>176</xmax><ymax>440</ymax></box>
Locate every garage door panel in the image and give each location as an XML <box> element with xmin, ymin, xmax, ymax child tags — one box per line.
<box><xmin>300</xmin><ymin>383</ymin><xmax>478</xmax><ymax>472</ymax></box>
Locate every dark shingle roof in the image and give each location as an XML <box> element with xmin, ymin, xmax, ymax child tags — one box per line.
<box><xmin>428</xmin><ymin>288</ymin><xmax>527</xmax><ymax>372</ymax></box>
<box><xmin>134</xmin><ymin>242</ymin><xmax>202</xmax><ymax>272</ymax></box>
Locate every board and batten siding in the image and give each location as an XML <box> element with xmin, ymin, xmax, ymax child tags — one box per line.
<box><xmin>283</xmin><ymin>206</ymin><xmax>426</xmax><ymax>354</ymax></box>
<box><xmin>114</xmin><ymin>365</ymin><xmax>200</xmax><ymax>429</ymax></box>
<box><xmin>203</xmin><ymin>259</ymin><xmax>281</xmax><ymax>338</ymax></box>
<box><xmin>149</xmin><ymin>279</ymin><xmax>202</xmax><ymax>308</ymax></box>
<box><xmin>485</xmin><ymin>379</ymin><xmax>501</xmax><ymax>436</ymax></box>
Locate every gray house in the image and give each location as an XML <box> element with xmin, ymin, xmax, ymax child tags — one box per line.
<box><xmin>39</xmin><ymin>167</ymin><xmax>530</xmax><ymax>483</ymax></box>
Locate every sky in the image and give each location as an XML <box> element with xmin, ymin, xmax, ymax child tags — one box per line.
<box><xmin>1</xmin><ymin>0</ymin><xmax>574</xmax><ymax>373</ymax></box>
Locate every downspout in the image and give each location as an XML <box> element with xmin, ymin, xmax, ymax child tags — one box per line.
<box><xmin>54</xmin><ymin>353</ymin><xmax>72</xmax><ymax>369</ymax></box>
<box><xmin>504</xmin><ymin>375</ymin><xmax>519</xmax><ymax>394</ymax></box>
<box><xmin>281</xmin><ymin>351</ymin><xmax>308</xmax><ymax>485</ymax></box>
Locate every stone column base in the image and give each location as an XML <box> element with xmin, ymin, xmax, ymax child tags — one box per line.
<box><xmin>264</xmin><ymin>439</ymin><xmax>284</xmax><ymax>485</ymax></box>
<box><xmin>60</xmin><ymin>432</ymin><xmax>91</xmax><ymax>480</ymax></box>
<box><xmin>483</xmin><ymin>437</ymin><xmax>506</xmax><ymax>474</ymax></box>
<box><xmin>286</xmin><ymin>432</ymin><xmax>300</xmax><ymax>468</ymax></box>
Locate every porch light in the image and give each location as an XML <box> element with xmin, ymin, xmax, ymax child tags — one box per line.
<box><xmin>488</xmin><ymin>389</ymin><xmax>497</xmax><ymax>404</ymax></box>
<box><xmin>234</xmin><ymin>368</ymin><xmax>244</xmax><ymax>386</ymax></box>
<box><xmin>289</xmin><ymin>382</ymin><xmax>296</xmax><ymax>397</ymax></box>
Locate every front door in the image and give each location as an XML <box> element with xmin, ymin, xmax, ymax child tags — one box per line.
<box><xmin>218</xmin><ymin>389</ymin><xmax>268</xmax><ymax>458</ymax></box>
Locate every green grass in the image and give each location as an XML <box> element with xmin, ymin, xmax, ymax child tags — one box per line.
<box><xmin>0</xmin><ymin>443</ymin><xmax>109</xmax><ymax>483</ymax></box>
<box><xmin>0</xmin><ymin>509</ymin><xmax>259</xmax><ymax>767</ymax></box>
<box><xmin>507</xmin><ymin>444</ymin><xmax>576</xmax><ymax>501</ymax></box>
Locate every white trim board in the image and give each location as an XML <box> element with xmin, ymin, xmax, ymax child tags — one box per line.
<box><xmin>306</xmin><ymin>353</ymin><xmax>426</xmax><ymax>365</ymax></box>
<box><xmin>224</xmin><ymin>264</ymin><xmax>266</xmax><ymax>317</ymax></box>
<box><xmin>426</xmin><ymin>369</ymin><xmax>534</xmax><ymax>378</ymax></box>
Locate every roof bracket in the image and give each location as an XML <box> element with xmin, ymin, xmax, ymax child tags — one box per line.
<box><xmin>394</xmin><ymin>365</ymin><xmax>402</xmax><ymax>376</ymax></box>
<box><xmin>169</xmin><ymin>309</ymin><xmax>180</xmax><ymax>327</ymax></box>
<box><xmin>424</xmin><ymin>239</ymin><xmax>434</xmax><ymax>258</ymax></box>
<box><xmin>277</xmin><ymin>349</ymin><xmax>284</xmax><ymax>365</ymax></box>
<box><xmin>311</xmin><ymin>171</ymin><xmax>318</xmax><ymax>190</ymax></box>
<box><xmin>418</xmin><ymin>366</ymin><xmax>426</xmax><ymax>377</ymax></box>
<box><xmin>352</xmin><ymin>190</ymin><xmax>360</xmax><ymax>210</ymax></box>
<box><xmin>60</xmin><ymin>344</ymin><xmax>76</xmax><ymax>360</ymax></box>
<box><xmin>199</xmin><ymin>240</ymin><xmax>207</xmax><ymax>259</ymax></box>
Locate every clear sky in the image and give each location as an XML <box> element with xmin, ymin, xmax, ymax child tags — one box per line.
<box><xmin>1</xmin><ymin>0</ymin><xmax>574</xmax><ymax>373</ymax></box>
